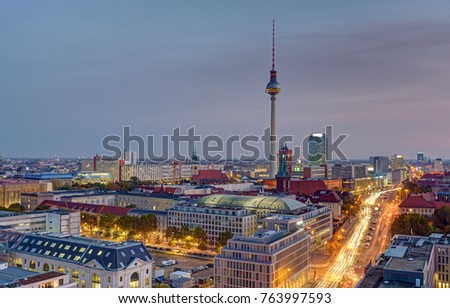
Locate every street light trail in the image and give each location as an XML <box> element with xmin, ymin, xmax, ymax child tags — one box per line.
<box><xmin>316</xmin><ymin>189</ymin><xmax>398</xmax><ymax>288</ymax></box>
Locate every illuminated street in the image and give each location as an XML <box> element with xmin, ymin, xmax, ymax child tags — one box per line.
<box><xmin>315</xmin><ymin>188</ymin><xmax>400</xmax><ymax>288</ymax></box>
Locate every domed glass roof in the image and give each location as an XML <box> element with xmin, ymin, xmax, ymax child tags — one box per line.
<box><xmin>197</xmin><ymin>194</ymin><xmax>306</xmax><ymax>211</ymax></box>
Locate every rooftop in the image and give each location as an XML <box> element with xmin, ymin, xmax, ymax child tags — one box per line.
<box><xmin>0</xmin><ymin>209</ymin><xmax>73</xmax><ymax>219</ymax></box>
<box><xmin>24</xmin><ymin>173</ymin><xmax>74</xmax><ymax>180</ymax></box>
<box><xmin>263</xmin><ymin>214</ymin><xmax>301</xmax><ymax>221</ymax></box>
<box><xmin>15</xmin><ymin>271</ymin><xmax>66</xmax><ymax>286</ymax></box>
<box><xmin>40</xmin><ymin>200</ymin><xmax>131</xmax><ymax>216</ymax></box>
<box><xmin>398</xmin><ymin>195</ymin><xmax>435</xmax><ymax>209</ymax></box>
<box><xmin>384</xmin><ymin>245</ymin><xmax>408</xmax><ymax>258</ymax></box>
<box><xmin>2</xmin><ymin>231</ymin><xmax>153</xmax><ymax>271</ymax></box>
<box><xmin>232</xmin><ymin>229</ymin><xmax>292</xmax><ymax>244</ymax></box>
<box><xmin>0</xmin><ymin>179</ymin><xmax>42</xmax><ymax>186</ymax></box>
<box><xmin>357</xmin><ymin>235</ymin><xmax>434</xmax><ymax>288</ymax></box>
<box><xmin>0</xmin><ymin>263</ymin><xmax>37</xmax><ymax>286</ymax></box>
<box><xmin>127</xmin><ymin>209</ymin><xmax>167</xmax><ymax>216</ymax></box>
<box><xmin>198</xmin><ymin>194</ymin><xmax>306</xmax><ymax>211</ymax></box>
<box><xmin>171</xmin><ymin>202</ymin><xmax>253</xmax><ymax>215</ymax></box>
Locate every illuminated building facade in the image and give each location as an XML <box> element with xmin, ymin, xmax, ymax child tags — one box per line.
<box><xmin>214</xmin><ymin>215</ymin><xmax>310</xmax><ymax>288</ymax></box>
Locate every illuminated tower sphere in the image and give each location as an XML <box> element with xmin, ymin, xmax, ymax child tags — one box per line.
<box><xmin>266</xmin><ymin>20</ymin><xmax>281</xmax><ymax>179</ymax></box>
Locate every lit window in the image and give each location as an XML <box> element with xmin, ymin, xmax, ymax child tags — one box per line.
<box><xmin>130</xmin><ymin>272</ymin><xmax>139</xmax><ymax>288</ymax></box>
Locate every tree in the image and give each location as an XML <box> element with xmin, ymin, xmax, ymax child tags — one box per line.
<box><xmin>198</xmin><ymin>242</ymin><xmax>208</xmax><ymax>251</ymax></box>
<box><xmin>112</xmin><ymin>229</ymin><xmax>120</xmax><ymax>240</ymax></box>
<box><xmin>217</xmin><ymin>231</ymin><xmax>234</xmax><ymax>250</ymax></box>
<box><xmin>7</xmin><ymin>203</ymin><xmax>23</xmax><ymax>212</ymax></box>
<box><xmin>166</xmin><ymin>226</ymin><xmax>180</xmax><ymax>242</ymax></box>
<box><xmin>116</xmin><ymin>215</ymin><xmax>135</xmax><ymax>240</ymax></box>
<box><xmin>81</xmin><ymin>213</ymin><xmax>98</xmax><ymax>234</ymax></box>
<box><xmin>180</xmin><ymin>225</ymin><xmax>190</xmax><ymax>238</ymax></box>
<box><xmin>99</xmin><ymin>213</ymin><xmax>117</xmax><ymax>233</ymax></box>
<box><xmin>137</xmin><ymin>214</ymin><xmax>157</xmax><ymax>241</ymax></box>
<box><xmin>402</xmin><ymin>179</ymin><xmax>432</xmax><ymax>194</ymax></box>
<box><xmin>193</xmin><ymin>226</ymin><xmax>208</xmax><ymax>249</ymax></box>
<box><xmin>391</xmin><ymin>213</ymin><xmax>432</xmax><ymax>236</ymax></box>
<box><xmin>130</xmin><ymin>176</ymin><xmax>140</xmax><ymax>186</ymax></box>
<box><xmin>431</xmin><ymin>207</ymin><xmax>450</xmax><ymax>231</ymax></box>
<box><xmin>34</xmin><ymin>204</ymin><xmax>51</xmax><ymax>211</ymax></box>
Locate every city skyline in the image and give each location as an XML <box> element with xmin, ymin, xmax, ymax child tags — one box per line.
<box><xmin>1</xmin><ymin>1</ymin><xmax>450</xmax><ymax>159</ymax></box>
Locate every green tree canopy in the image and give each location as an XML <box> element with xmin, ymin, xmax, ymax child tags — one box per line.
<box><xmin>99</xmin><ymin>213</ymin><xmax>116</xmax><ymax>231</ymax></box>
<box><xmin>34</xmin><ymin>204</ymin><xmax>51</xmax><ymax>211</ymax></box>
<box><xmin>217</xmin><ymin>231</ymin><xmax>234</xmax><ymax>247</ymax></box>
<box><xmin>391</xmin><ymin>213</ymin><xmax>432</xmax><ymax>236</ymax></box>
<box><xmin>165</xmin><ymin>226</ymin><xmax>180</xmax><ymax>241</ymax></box>
<box><xmin>431</xmin><ymin>207</ymin><xmax>450</xmax><ymax>231</ymax></box>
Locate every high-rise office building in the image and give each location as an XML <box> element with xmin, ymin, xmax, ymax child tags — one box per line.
<box><xmin>417</xmin><ymin>152</ymin><xmax>425</xmax><ymax>169</ymax></box>
<box><xmin>124</xmin><ymin>149</ymin><xmax>138</xmax><ymax>165</ymax></box>
<box><xmin>434</xmin><ymin>158</ymin><xmax>444</xmax><ymax>172</ymax></box>
<box><xmin>391</xmin><ymin>154</ymin><xmax>404</xmax><ymax>171</ymax></box>
<box><xmin>373</xmin><ymin>156</ymin><xmax>389</xmax><ymax>176</ymax></box>
<box><xmin>308</xmin><ymin>133</ymin><xmax>327</xmax><ymax>166</ymax></box>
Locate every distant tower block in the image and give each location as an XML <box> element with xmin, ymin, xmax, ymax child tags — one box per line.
<box><xmin>266</xmin><ymin>20</ymin><xmax>281</xmax><ymax>179</ymax></box>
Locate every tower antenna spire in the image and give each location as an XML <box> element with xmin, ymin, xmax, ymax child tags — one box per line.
<box><xmin>272</xmin><ymin>19</ymin><xmax>276</xmax><ymax>69</ymax></box>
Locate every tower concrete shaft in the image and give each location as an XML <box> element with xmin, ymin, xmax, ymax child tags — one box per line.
<box><xmin>269</xmin><ymin>95</ymin><xmax>277</xmax><ymax>179</ymax></box>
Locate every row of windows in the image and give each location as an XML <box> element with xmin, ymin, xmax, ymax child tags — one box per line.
<box><xmin>15</xmin><ymin>257</ymin><xmax>149</xmax><ymax>288</ymax></box>
<box><xmin>169</xmin><ymin>212</ymin><xmax>250</xmax><ymax>220</ymax></box>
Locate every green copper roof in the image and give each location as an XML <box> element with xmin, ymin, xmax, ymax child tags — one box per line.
<box><xmin>198</xmin><ymin>194</ymin><xmax>306</xmax><ymax>211</ymax></box>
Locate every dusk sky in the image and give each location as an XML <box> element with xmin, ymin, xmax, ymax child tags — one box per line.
<box><xmin>1</xmin><ymin>1</ymin><xmax>450</xmax><ymax>160</ymax></box>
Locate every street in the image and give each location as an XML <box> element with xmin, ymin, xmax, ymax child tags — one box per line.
<box><xmin>312</xmin><ymin>188</ymin><xmax>400</xmax><ymax>288</ymax></box>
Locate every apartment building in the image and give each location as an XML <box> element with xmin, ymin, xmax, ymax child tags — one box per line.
<box><xmin>167</xmin><ymin>203</ymin><xmax>257</xmax><ymax>245</ymax></box>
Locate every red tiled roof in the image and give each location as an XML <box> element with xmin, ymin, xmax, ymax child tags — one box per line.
<box><xmin>17</xmin><ymin>272</ymin><xmax>66</xmax><ymax>286</ymax></box>
<box><xmin>297</xmin><ymin>194</ymin><xmax>319</xmax><ymax>203</ymax></box>
<box><xmin>289</xmin><ymin>180</ymin><xmax>328</xmax><ymax>195</ymax></box>
<box><xmin>410</xmin><ymin>192</ymin><xmax>436</xmax><ymax>201</ymax></box>
<box><xmin>192</xmin><ymin>170</ymin><xmax>227</xmax><ymax>181</ymax></box>
<box><xmin>311</xmin><ymin>190</ymin><xmax>342</xmax><ymax>203</ymax></box>
<box><xmin>421</xmin><ymin>173</ymin><xmax>444</xmax><ymax>180</ymax></box>
<box><xmin>430</xmin><ymin>201</ymin><xmax>450</xmax><ymax>209</ymax></box>
<box><xmin>153</xmin><ymin>186</ymin><xmax>178</xmax><ymax>195</ymax></box>
<box><xmin>0</xmin><ymin>179</ymin><xmax>40</xmax><ymax>185</ymax></box>
<box><xmin>40</xmin><ymin>200</ymin><xmax>131</xmax><ymax>216</ymax></box>
<box><xmin>418</xmin><ymin>179</ymin><xmax>440</xmax><ymax>187</ymax></box>
<box><xmin>399</xmin><ymin>195</ymin><xmax>435</xmax><ymax>209</ymax></box>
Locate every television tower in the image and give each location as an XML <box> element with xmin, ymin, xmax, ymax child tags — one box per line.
<box><xmin>266</xmin><ymin>20</ymin><xmax>281</xmax><ymax>179</ymax></box>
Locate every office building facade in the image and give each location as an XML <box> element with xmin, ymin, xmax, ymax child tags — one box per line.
<box><xmin>215</xmin><ymin>216</ymin><xmax>310</xmax><ymax>288</ymax></box>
